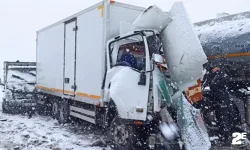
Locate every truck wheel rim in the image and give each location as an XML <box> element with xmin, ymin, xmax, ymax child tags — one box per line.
<box><xmin>114</xmin><ymin>125</ymin><xmax>129</xmax><ymax>145</ymax></box>
<box><xmin>52</xmin><ymin>102</ymin><xmax>58</xmax><ymax>115</ymax></box>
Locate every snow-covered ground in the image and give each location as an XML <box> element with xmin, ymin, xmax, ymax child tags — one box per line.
<box><xmin>0</xmin><ymin>87</ymin><xmax>108</xmax><ymax>150</ymax></box>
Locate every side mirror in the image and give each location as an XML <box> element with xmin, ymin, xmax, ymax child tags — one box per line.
<box><xmin>153</xmin><ymin>54</ymin><xmax>164</xmax><ymax>64</ymax></box>
<box><xmin>138</xmin><ymin>71</ymin><xmax>146</xmax><ymax>86</ymax></box>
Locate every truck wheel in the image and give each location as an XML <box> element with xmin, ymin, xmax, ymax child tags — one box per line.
<box><xmin>36</xmin><ymin>104</ymin><xmax>45</xmax><ymax>115</ymax></box>
<box><xmin>58</xmin><ymin>100</ymin><xmax>69</xmax><ymax>124</ymax></box>
<box><xmin>110</xmin><ymin>116</ymin><xmax>138</xmax><ymax>150</ymax></box>
<box><xmin>52</xmin><ymin>100</ymin><xmax>59</xmax><ymax>119</ymax></box>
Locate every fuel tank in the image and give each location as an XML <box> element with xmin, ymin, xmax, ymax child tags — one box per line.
<box><xmin>194</xmin><ymin>12</ymin><xmax>250</xmax><ymax>78</ymax></box>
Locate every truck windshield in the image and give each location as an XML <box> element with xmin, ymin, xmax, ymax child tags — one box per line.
<box><xmin>109</xmin><ymin>34</ymin><xmax>146</xmax><ymax>71</ymax></box>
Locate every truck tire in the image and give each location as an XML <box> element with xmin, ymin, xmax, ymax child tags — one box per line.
<box><xmin>58</xmin><ymin>100</ymin><xmax>70</xmax><ymax>124</ymax></box>
<box><xmin>52</xmin><ymin>100</ymin><xmax>59</xmax><ymax>119</ymax></box>
<box><xmin>36</xmin><ymin>104</ymin><xmax>46</xmax><ymax>115</ymax></box>
<box><xmin>109</xmin><ymin>116</ymin><xmax>139</xmax><ymax>150</ymax></box>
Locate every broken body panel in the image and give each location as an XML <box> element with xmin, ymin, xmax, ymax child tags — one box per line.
<box><xmin>2</xmin><ymin>61</ymin><xmax>36</xmax><ymax>113</ymax></box>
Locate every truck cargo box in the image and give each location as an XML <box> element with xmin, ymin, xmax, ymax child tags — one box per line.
<box><xmin>36</xmin><ymin>1</ymin><xmax>144</xmax><ymax>105</ymax></box>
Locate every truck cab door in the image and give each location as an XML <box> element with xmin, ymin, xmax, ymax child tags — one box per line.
<box><xmin>64</xmin><ymin>19</ymin><xmax>77</xmax><ymax>96</ymax></box>
<box><xmin>104</xmin><ymin>33</ymin><xmax>151</xmax><ymax>121</ymax></box>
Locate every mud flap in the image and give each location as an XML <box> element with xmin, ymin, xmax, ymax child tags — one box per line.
<box><xmin>177</xmin><ymin>94</ymin><xmax>211</xmax><ymax>150</ymax></box>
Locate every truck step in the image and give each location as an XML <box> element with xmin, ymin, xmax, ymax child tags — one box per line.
<box><xmin>69</xmin><ymin>106</ymin><xmax>96</xmax><ymax>124</ymax></box>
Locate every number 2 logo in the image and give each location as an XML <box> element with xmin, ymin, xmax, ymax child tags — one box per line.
<box><xmin>232</xmin><ymin>132</ymin><xmax>247</xmax><ymax>145</ymax></box>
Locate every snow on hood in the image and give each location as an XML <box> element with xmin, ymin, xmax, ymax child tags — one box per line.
<box><xmin>195</xmin><ymin>16</ymin><xmax>250</xmax><ymax>44</ymax></box>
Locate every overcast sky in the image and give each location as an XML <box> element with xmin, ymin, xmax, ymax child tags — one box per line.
<box><xmin>0</xmin><ymin>0</ymin><xmax>249</xmax><ymax>70</ymax></box>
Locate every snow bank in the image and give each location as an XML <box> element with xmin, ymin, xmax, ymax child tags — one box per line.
<box><xmin>0</xmin><ymin>86</ymin><xmax>106</xmax><ymax>150</ymax></box>
<box><xmin>0</xmin><ymin>115</ymin><xmax>103</xmax><ymax>150</ymax></box>
<box><xmin>195</xmin><ymin>16</ymin><xmax>250</xmax><ymax>44</ymax></box>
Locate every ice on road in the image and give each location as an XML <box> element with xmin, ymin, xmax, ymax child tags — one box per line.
<box><xmin>0</xmin><ymin>89</ymin><xmax>108</xmax><ymax>150</ymax></box>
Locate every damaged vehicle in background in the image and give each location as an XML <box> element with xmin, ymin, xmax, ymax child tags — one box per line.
<box><xmin>1</xmin><ymin>61</ymin><xmax>37</xmax><ymax>114</ymax></box>
<box><xmin>194</xmin><ymin>11</ymin><xmax>250</xmax><ymax>143</ymax></box>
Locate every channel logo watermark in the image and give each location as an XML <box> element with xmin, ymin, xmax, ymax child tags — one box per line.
<box><xmin>231</xmin><ymin>132</ymin><xmax>247</xmax><ymax>145</ymax></box>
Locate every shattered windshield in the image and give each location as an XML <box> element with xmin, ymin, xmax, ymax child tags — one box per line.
<box><xmin>109</xmin><ymin>33</ymin><xmax>146</xmax><ymax>70</ymax></box>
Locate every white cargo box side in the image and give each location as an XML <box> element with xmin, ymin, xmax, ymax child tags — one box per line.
<box><xmin>75</xmin><ymin>2</ymin><xmax>144</xmax><ymax>104</ymax></box>
<box><xmin>36</xmin><ymin>1</ymin><xmax>144</xmax><ymax>105</ymax></box>
<box><xmin>36</xmin><ymin>24</ymin><xmax>65</xmax><ymax>96</ymax></box>
<box><xmin>108</xmin><ymin>2</ymin><xmax>145</xmax><ymax>39</ymax></box>
<box><xmin>74</xmin><ymin>4</ymin><xmax>104</xmax><ymax>104</ymax></box>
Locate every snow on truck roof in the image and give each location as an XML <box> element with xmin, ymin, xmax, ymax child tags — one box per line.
<box><xmin>194</xmin><ymin>11</ymin><xmax>250</xmax><ymax>44</ymax></box>
<box><xmin>37</xmin><ymin>1</ymin><xmax>145</xmax><ymax>33</ymax></box>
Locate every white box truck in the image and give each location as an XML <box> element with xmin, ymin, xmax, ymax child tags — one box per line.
<box><xmin>36</xmin><ymin>0</ymin><xmax>208</xmax><ymax>149</ymax></box>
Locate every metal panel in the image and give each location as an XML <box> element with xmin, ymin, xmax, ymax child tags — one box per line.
<box><xmin>108</xmin><ymin>4</ymin><xmax>143</xmax><ymax>40</ymax></box>
<box><xmin>36</xmin><ymin>24</ymin><xmax>64</xmax><ymax>94</ymax></box>
<box><xmin>70</xmin><ymin>106</ymin><xmax>95</xmax><ymax>117</ymax></box>
<box><xmin>112</xmin><ymin>2</ymin><xmax>145</xmax><ymax>12</ymax></box>
<box><xmin>75</xmin><ymin>8</ymin><xmax>103</xmax><ymax>100</ymax></box>
<box><xmin>37</xmin><ymin>2</ymin><xmax>103</xmax><ymax>33</ymax></box>
<box><xmin>64</xmin><ymin>21</ymin><xmax>77</xmax><ymax>95</ymax></box>
<box><xmin>70</xmin><ymin>111</ymin><xmax>95</xmax><ymax>124</ymax></box>
<box><xmin>75</xmin><ymin>95</ymin><xmax>100</xmax><ymax>105</ymax></box>
<box><xmin>36</xmin><ymin>2</ymin><xmax>145</xmax><ymax>100</ymax></box>
<box><xmin>37</xmin><ymin>2</ymin><xmax>145</xmax><ymax>34</ymax></box>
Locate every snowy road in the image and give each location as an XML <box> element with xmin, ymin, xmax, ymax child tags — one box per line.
<box><xmin>0</xmin><ymin>89</ymin><xmax>108</xmax><ymax>150</ymax></box>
